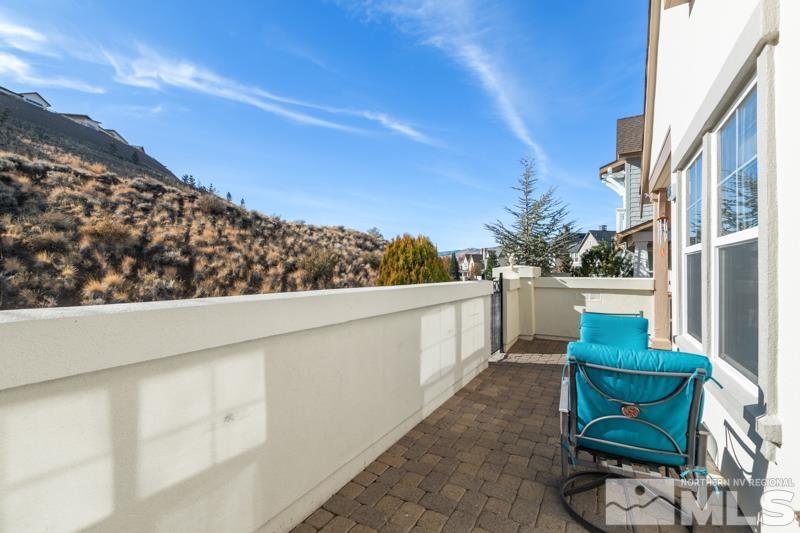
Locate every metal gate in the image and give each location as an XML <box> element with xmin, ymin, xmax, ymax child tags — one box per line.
<box><xmin>490</xmin><ymin>273</ymin><xmax>503</xmax><ymax>354</ymax></box>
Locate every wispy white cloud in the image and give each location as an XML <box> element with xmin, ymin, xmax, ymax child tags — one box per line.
<box><xmin>0</xmin><ymin>19</ymin><xmax>50</xmax><ymax>55</ymax></box>
<box><xmin>103</xmin><ymin>45</ymin><xmax>435</xmax><ymax>143</ymax></box>
<box><xmin>0</xmin><ymin>16</ymin><xmax>104</xmax><ymax>93</ymax></box>
<box><xmin>342</xmin><ymin>0</ymin><xmax>546</xmax><ymax>162</ymax></box>
<box><xmin>0</xmin><ymin>51</ymin><xmax>105</xmax><ymax>93</ymax></box>
<box><xmin>103</xmin><ymin>46</ymin><xmax>359</xmax><ymax>132</ymax></box>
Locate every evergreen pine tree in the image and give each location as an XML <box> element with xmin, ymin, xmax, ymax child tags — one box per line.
<box><xmin>449</xmin><ymin>252</ymin><xmax>460</xmax><ymax>280</ymax></box>
<box><xmin>484</xmin><ymin>251</ymin><xmax>498</xmax><ymax>279</ymax></box>
<box><xmin>485</xmin><ymin>158</ymin><xmax>574</xmax><ymax>274</ymax></box>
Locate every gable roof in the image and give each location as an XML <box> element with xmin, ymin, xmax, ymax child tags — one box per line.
<box><xmin>566</xmin><ymin>232</ymin><xmax>586</xmax><ymax>253</ymax></box>
<box><xmin>616</xmin><ymin>114</ymin><xmax>644</xmax><ymax>158</ymax></box>
<box><xmin>587</xmin><ymin>229</ymin><xmax>616</xmax><ymax>243</ymax></box>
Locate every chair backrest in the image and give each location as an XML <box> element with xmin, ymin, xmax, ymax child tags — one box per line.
<box><xmin>579</xmin><ymin>312</ymin><xmax>649</xmax><ymax>350</ymax></box>
<box><xmin>566</xmin><ymin>341</ymin><xmax>712</xmax><ymax>466</ymax></box>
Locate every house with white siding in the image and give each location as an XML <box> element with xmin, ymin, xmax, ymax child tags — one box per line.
<box><xmin>102</xmin><ymin>128</ymin><xmax>128</xmax><ymax>144</ymax></box>
<box><xmin>18</xmin><ymin>92</ymin><xmax>50</xmax><ymax>110</ymax></box>
<box><xmin>0</xmin><ymin>87</ymin><xmax>51</xmax><ymax>110</ymax></box>
<box><xmin>60</xmin><ymin>113</ymin><xmax>103</xmax><ymax>131</ymax></box>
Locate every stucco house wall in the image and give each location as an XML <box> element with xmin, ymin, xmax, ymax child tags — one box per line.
<box><xmin>648</xmin><ymin>0</ymin><xmax>798</xmax><ymax>526</ymax></box>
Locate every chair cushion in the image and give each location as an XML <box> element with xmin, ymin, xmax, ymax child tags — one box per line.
<box><xmin>579</xmin><ymin>312</ymin><xmax>649</xmax><ymax>350</ymax></box>
<box><xmin>567</xmin><ymin>342</ymin><xmax>712</xmax><ymax>466</ymax></box>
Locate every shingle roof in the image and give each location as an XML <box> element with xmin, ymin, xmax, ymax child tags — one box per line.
<box><xmin>616</xmin><ymin>115</ymin><xmax>644</xmax><ymax>157</ymax></box>
<box><xmin>587</xmin><ymin>229</ymin><xmax>616</xmax><ymax>243</ymax></box>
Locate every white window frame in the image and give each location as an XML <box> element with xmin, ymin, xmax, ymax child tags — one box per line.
<box><xmin>681</xmin><ymin>150</ymin><xmax>703</xmax><ymax>347</ymax></box>
<box><xmin>710</xmin><ymin>78</ymin><xmax>759</xmax><ymax>390</ymax></box>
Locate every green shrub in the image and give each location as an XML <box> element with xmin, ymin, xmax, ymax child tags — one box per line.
<box><xmin>378</xmin><ymin>234</ymin><xmax>450</xmax><ymax>286</ymax></box>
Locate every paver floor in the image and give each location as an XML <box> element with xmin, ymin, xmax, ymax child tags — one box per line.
<box><xmin>293</xmin><ymin>339</ymin><xmax>746</xmax><ymax>532</ymax></box>
<box><xmin>293</xmin><ymin>339</ymin><xmax>574</xmax><ymax>533</ymax></box>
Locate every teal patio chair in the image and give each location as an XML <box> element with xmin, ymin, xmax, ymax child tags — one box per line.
<box><xmin>559</xmin><ymin>338</ymin><xmax>715</xmax><ymax>532</ymax></box>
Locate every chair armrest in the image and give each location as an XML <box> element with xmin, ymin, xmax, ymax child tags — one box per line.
<box><xmin>696</xmin><ymin>423</ymin><xmax>710</xmax><ymax>468</ymax></box>
<box><xmin>559</xmin><ymin>376</ymin><xmax>570</xmax><ymax>414</ymax></box>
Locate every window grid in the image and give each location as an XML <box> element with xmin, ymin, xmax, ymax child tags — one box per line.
<box><xmin>718</xmin><ymin>89</ymin><xmax>757</xmax><ymax>236</ymax></box>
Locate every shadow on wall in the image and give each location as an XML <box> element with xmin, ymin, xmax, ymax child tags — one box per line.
<box><xmin>0</xmin><ymin>297</ymin><xmax>489</xmax><ymax>532</ymax></box>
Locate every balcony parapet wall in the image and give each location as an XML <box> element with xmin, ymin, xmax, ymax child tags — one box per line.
<box><xmin>0</xmin><ymin>282</ymin><xmax>492</xmax><ymax>533</ymax></box>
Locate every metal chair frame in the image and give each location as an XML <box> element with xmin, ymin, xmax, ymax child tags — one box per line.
<box><xmin>559</xmin><ymin>356</ymin><xmax>710</xmax><ymax>532</ymax></box>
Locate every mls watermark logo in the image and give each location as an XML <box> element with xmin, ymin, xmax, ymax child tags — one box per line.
<box><xmin>605</xmin><ymin>478</ymin><xmax>677</xmax><ymax>526</ymax></box>
<box><xmin>605</xmin><ymin>478</ymin><xmax>797</xmax><ymax>527</ymax></box>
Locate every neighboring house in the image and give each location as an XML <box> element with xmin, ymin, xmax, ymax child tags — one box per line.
<box><xmin>0</xmin><ymin>87</ymin><xmax>51</xmax><ymax>110</ymax></box>
<box><xmin>102</xmin><ymin>129</ymin><xmax>128</xmax><ymax>144</ymax></box>
<box><xmin>457</xmin><ymin>253</ymin><xmax>484</xmax><ymax>280</ymax></box>
<box><xmin>60</xmin><ymin>113</ymin><xmax>103</xmax><ymax>131</ymax></box>
<box><xmin>565</xmin><ymin>232</ymin><xmax>587</xmax><ymax>270</ymax></box>
<box><xmin>641</xmin><ymin>0</ymin><xmax>797</xmax><ymax>522</ymax></box>
<box><xmin>570</xmin><ymin>226</ymin><xmax>615</xmax><ymax>270</ymax></box>
<box><xmin>599</xmin><ymin>115</ymin><xmax>653</xmax><ymax>277</ymax></box>
<box><xmin>18</xmin><ymin>92</ymin><xmax>50</xmax><ymax>110</ymax></box>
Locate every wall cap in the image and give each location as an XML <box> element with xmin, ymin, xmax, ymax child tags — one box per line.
<box><xmin>534</xmin><ymin>277</ymin><xmax>655</xmax><ymax>291</ymax></box>
<box><xmin>0</xmin><ymin>282</ymin><xmax>492</xmax><ymax>391</ymax></box>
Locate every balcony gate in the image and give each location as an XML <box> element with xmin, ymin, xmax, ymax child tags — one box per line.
<box><xmin>490</xmin><ymin>273</ymin><xmax>503</xmax><ymax>354</ymax></box>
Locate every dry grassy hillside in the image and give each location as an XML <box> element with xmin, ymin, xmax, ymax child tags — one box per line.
<box><xmin>0</xmin><ymin>154</ymin><xmax>384</xmax><ymax>310</ymax></box>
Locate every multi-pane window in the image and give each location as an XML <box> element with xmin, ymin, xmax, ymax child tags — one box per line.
<box><xmin>715</xmin><ymin>85</ymin><xmax>758</xmax><ymax>382</ymax></box>
<box><xmin>718</xmin><ymin>89</ymin><xmax>757</xmax><ymax>235</ymax></box>
<box><xmin>687</xmin><ymin>155</ymin><xmax>703</xmax><ymax>245</ymax></box>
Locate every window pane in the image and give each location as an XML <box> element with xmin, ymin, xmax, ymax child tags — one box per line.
<box><xmin>686</xmin><ymin>252</ymin><xmax>702</xmax><ymax>341</ymax></box>
<box><xmin>718</xmin><ymin>87</ymin><xmax>758</xmax><ymax>237</ymax></box>
<box><xmin>738</xmin><ymin>90</ymin><xmax>757</xmax><ymax>166</ymax></box>
<box><xmin>719</xmin><ymin>177</ymin><xmax>737</xmax><ymax>236</ymax></box>
<box><xmin>737</xmin><ymin>159</ymin><xmax>758</xmax><ymax>231</ymax></box>
<box><xmin>689</xmin><ymin>202</ymin><xmax>701</xmax><ymax>246</ymax></box>
<box><xmin>719</xmin><ymin>240</ymin><xmax>758</xmax><ymax>381</ymax></box>
<box><xmin>719</xmin><ymin>116</ymin><xmax>737</xmax><ymax>180</ymax></box>
<box><xmin>687</xmin><ymin>155</ymin><xmax>702</xmax><ymax>245</ymax></box>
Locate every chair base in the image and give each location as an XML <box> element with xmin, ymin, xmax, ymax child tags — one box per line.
<box><xmin>559</xmin><ymin>469</ymin><xmax>698</xmax><ymax>533</ymax></box>
<box><xmin>560</xmin><ymin>471</ymin><xmax>619</xmax><ymax>533</ymax></box>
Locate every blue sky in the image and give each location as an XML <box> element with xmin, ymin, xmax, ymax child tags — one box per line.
<box><xmin>0</xmin><ymin>1</ymin><xmax>647</xmax><ymax>250</ymax></box>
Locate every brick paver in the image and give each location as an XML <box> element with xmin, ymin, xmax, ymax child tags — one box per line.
<box><xmin>293</xmin><ymin>340</ymin><xmax>570</xmax><ymax>532</ymax></box>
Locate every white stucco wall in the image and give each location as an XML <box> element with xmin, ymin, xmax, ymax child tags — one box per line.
<box><xmin>654</xmin><ymin>0</ymin><xmax>799</xmax><ymax>527</ymax></box>
<box><xmin>533</xmin><ymin>277</ymin><xmax>655</xmax><ymax>340</ymax></box>
<box><xmin>649</xmin><ymin>0</ymin><xmax>761</xmax><ymax>168</ymax></box>
<box><xmin>0</xmin><ymin>282</ymin><xmax>492</xmax><ymax>533</ymax></box>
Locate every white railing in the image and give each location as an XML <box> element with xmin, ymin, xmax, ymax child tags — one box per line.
<box><xmin>0</xmin><ymin>282</ymin><xmax>492</xmax><ymax>533</ymax></box>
